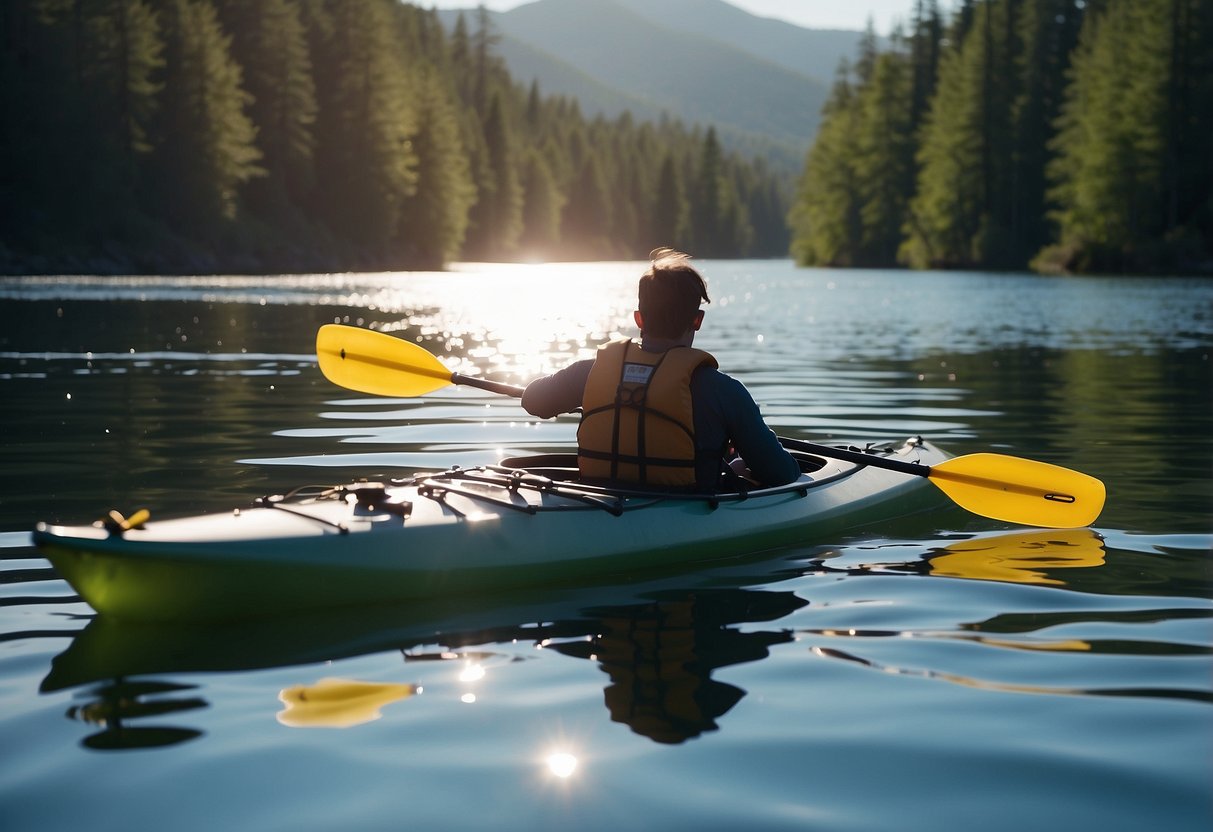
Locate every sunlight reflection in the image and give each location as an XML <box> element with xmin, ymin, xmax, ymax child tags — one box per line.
<box><xmin>459</xmin><ymin>662</ymin><xmax>486</xmax><ymax>683</ymax></box>
<box><xmin>372</xmin><ymin>263</ymin><xmax>641</xmax><ymax>383</ymax></box>
<box><xmin>545</xmin><ymin>751</ymin><xmax>578</xmax><ymax>779</ymax></box>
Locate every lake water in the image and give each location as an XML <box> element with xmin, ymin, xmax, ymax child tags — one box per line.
<box><xmin>1</xmin><ymin>262</ymin><xmax>1210</xmax><ymax>831</ymax></box>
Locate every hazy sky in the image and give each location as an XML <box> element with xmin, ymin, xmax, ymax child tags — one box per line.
<box><xmin>421</xmin><ymin>1</ymin><xmax>930</xmax><ymax>35</ymax></box>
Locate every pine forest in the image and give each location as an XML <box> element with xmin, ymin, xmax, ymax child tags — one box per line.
<box><xmin>2</xmin><ymin>0</ymin><xmax>1210</xmax><ymax>275</ymax></box>
<box><xmin>2</xmin><ymin>0</ymin><xmax>788</xmax><ymax>273</ymax></box>
<box><xmin>790</xmin><ymin>0</ymin><xmax>1212</xmax><ymax>274</ymax></box>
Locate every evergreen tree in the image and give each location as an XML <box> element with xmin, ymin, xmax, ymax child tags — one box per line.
<box><xmin>83</xmin><ymin>0</ymin><xmax>165</xmax><ymax>175</ymax></box>
<box><xmin>152</xmin><ymin>0</ymin><xmax>261</xmax><ymax>234</ymax></box>
<box><xmin>743</xmin><ymin>170</ymin><xmax>791</xmax><ymax>257</ymax></box>
<box><xmin>215</xmin><ymin>0</ymin><xmax>316</xmax><ymax>218</ymax></box>
<box><xmin>395</xmin><ymin>65</ymin><xmax>474</xmax><ymax>268</ymax></box>
<box><xmin>952</xmin><ymin>0</ymin><xmax>977</xmax><ymax>44</ymax></box>
<box><xmin>909</xmin><ymin>0</ymin><xmax>944</xmax><ymax>132</ymax></box>
<box><xmin>561</xmin><ymin>151</ymin><xmax>614</xmax><ymax>259</ymax></box>
<box><xmin>903</xmin><ymin>2</ymin><xmax>1001</xmax><ymax>268</ymax></box>
<box><xmin>525</xmin><ymin>80</ymin><xmax>543</xmax><ymax>130</ymax></box>
<box><xmin>691</xmin><ymin>128</ymin><xmax>723</xmax><ymax>254</ymax></box>
<box><xmin>1043</xmin><ymin>0</ymin><xmax>1213</xmax><ymax>272</ymax></box>
<box><xmin>465</xmin><ymin>91</ymin><xmax>523</xmax><ymax>258</ymax></box>
<box><xmin>613</xmin><ymin>163</ymin><xmax>644</xmax><ymax>255</ymax></box>
<box><xmin>308</xmin><ymin>0</ymin><xmax>416</xmax><ymax>256</ymax></box>
<box><xmin>651</xmin><ymin>154</ymin><xmax>690</xmax><ymax>250</ymax></box>
<box><xmin>854</xmin><ymin>50</ymin><xmax>915</xmax><ymax>264</ymax></box>
<box><xmin>448</xmin><ymin>12</ymin><xmax>474</xmax><ymax>106</ymax></box>
<box><xmin>690</xmin><ymin>127</ymin><xmax>751</xmax><ymax>257</ymax></box>
<box><xmin>517</xmin><ymin>149</ymin><xmax>563</xmax><ymax>259</ymax></box>
<box><xmin>1006</xmin><ymin>0</ymin><xmax>1084</xmax><ymax>261</ymax></box>
<box><xmin>855</xmin><ymin>19</ymin><xmax>880</xmax><ymax>85</ymax></box>
<box><xmin>471</xmin><ymin>6</ymin><xmax>504</xmax><ymax>113</ymax></box>
<box><xmin>789</xmin><ymin>63</ymin><xmax>863</xmax><ymax>266</ymax></box>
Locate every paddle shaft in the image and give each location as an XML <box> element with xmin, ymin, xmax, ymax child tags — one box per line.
<box><xmin>783</xmin><ymin>437</ymin><xmax>1081</xmax><ymax>501</ymax></box>
<box><xmin>451</xmin><ymin>372</ymin><xmax>526</xmax><ymax>398</ymax></box>
<box><xmin>780</xmin><ymin>437</ymin><xmax>930</xmax><ymax>478</ymax></box>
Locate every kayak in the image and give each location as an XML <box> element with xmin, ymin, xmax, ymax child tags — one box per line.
<box><xmin>35</xmin><ymin>437</ymin><xmax>948</xmax><ymax>622</ymax></box>
<box><xmin>34</xmin><ymin>437</ymin><xmax>950</xmax><ymax>622</ymax></box>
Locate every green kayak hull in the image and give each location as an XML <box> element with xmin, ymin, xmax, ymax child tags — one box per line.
<box><xmin>33</xmin><ymin>438</ymin><xmax>949</xmax><ymax>622</ymax></box>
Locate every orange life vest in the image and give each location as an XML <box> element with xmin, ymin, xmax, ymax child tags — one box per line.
<box><xmin>577</xmin><ymin>339</ymin><xmax>718</xmax><ymax>487</ymax></box>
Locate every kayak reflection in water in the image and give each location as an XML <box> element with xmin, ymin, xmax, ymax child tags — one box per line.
<box><xmin>49</xmin><ymin>584</ymin><xmax>806</xmax><ymax>748</ymax></box>
<box><xmin>522</xmin><ymin>248</ymin><xmax>800</xmax><ymax>491</ymax></box>
<box><xmin>549</xmin><ymin>589</ymin><xmax>806</xmax><ymax>744</ymax></box>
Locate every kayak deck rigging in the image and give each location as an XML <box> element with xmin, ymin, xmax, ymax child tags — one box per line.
<box><xmin>238</xmin><ymin>438</ymin><xmax>921</xmax><ymax>532</ymax></box>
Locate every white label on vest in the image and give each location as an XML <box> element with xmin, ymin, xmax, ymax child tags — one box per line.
<box><xmin>622</xmin><ymin>363</ymin><xmax>654</xmax><ymax>385</ymax></box>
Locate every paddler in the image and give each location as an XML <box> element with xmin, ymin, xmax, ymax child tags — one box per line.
<box><xmin>522</xmin><ymin>248</ymin><xmax>800</xmax><ymax>490</ymax></box>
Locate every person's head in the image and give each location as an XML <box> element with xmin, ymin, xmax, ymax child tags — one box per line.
<box><xmin>635</xmin><ymin>248</ymin><xmax>710</xmax><ymax>340</ymax></box>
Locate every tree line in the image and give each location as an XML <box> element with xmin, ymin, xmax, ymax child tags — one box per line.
<box><xmin>0</xmin><ymin>0</ymin><xmax>790</xmax><ymax>274</ymax></box>
<box><xmin>789</xmin><ymin>0</ymin><xmax>1213</xmax><ymax>275</ymax></box>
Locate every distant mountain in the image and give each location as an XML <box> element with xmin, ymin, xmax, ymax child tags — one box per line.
<box><xmin>437</xmin><ymin>0</ymin><xmax>869</xmax><ymax>172</ymax></box>
<box><xmin>611</xmin><ymin>0</ymin><xmax>873</xmax><ymax>83</ymax></box>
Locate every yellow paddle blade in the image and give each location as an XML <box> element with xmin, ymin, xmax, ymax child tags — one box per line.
<box><xmin>316</xmin><ymin>324</ymin><xmax>454</xmax><ymax>397</ymax></box>
<box><xmin>929</xmin><ymin>453</ymin><xmax>1106</xmax><ymax>529</ymax></box>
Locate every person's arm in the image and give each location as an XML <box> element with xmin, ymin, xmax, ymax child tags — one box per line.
<box><xmin>717</xmin><ymin>375</ymin><xmax>800</xmax><ymax>487</ymax></box>
<box><xmin>521</xmin><ymin>359</ymin><xmax>594</xmax><ymax>418</ymax></box>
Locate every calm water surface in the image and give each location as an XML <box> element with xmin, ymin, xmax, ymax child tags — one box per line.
<box><xmin>1</xmin><ymin>263</ymin><xmax>1210</xmax><ymax>831</ymax></box>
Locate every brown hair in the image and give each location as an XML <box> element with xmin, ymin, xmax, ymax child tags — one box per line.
<box><xmin>637</xmin><ymin>248</ymin><xmax>710</xmax><ymax>338</ymax></box>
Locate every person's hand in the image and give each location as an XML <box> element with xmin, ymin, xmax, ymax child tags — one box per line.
<box><xmin>729</xmin><ymin>456</ymin><xmax>756</xmax><ymax>483</ymax></box>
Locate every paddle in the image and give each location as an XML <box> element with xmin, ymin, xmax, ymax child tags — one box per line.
<box><xmin>778</xmin><ymin>437</ymin><xmax>1104</xmax><ymax>529</ymax></box>
<box><xmin>315</xmin><ymin>324</ymin><xmax>1105</xmax><ymax>528</ymax></box>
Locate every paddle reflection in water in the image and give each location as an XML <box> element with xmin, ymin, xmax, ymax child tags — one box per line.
<box><xmin>277</xmin><ymin>678</ymin><xmax>419</xmax><ymax>728</ymax></box>
<box><xmin>799</xmin><ymin>529</ymin><xmax>1213</xmax><ymax>705</ymax></box>
<box><xmin>927</xmin><ymin>528</ymin><xmax>1106</xmax><ymax>585</ymax></box>
<box><xmin>809</xmin><ymin>631</ymin><xmax>1212</xmax><ymax>705</ymax></box>
<box><xmin>828</xmin><ymin>528</ymin><xmax>1109</xmax><ymax>585</ymax></box>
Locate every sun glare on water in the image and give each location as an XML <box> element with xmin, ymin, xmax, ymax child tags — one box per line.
<box><xmin>366</xmin><ymin>262</ymin><xmax>642</xmax><ymax>383</ymax></box>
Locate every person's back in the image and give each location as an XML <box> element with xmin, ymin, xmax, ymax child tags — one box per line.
<box><xmin>521</xmin><ymin>249</ymin><xmax>799</xmax><ymax>490</ymax></box>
